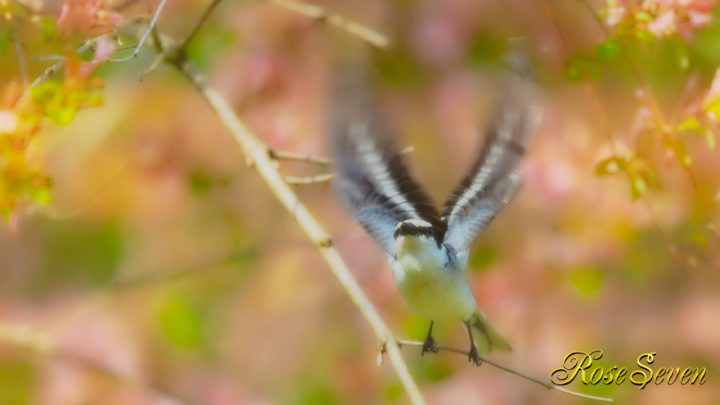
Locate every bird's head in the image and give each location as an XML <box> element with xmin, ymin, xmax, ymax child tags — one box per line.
<box><xmin>393</xmin><ymin>219</ymin><xmax>437</xmax><ymax>253</ymax></box>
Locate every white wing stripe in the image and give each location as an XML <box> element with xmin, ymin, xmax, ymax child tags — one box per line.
<box><xmin>353</xmin><ymin>124</ymin><xmax>423</xmax><ymax>219</ymax></box>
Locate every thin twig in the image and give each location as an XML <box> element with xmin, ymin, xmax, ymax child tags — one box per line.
<box><xmin>268</xmin><ymin>0</ymin><xmax>389</xmax><ymax>48</ymax></box>
<box><xmin>0</xmin><ymin>323</ymin><xmax>191</xmax><ymax>404</ymax></box>
<box><xmin>283</xmin><ymin>172</ymin><xmax>336</xmax><ymax>185</ymax></box>
<box><xmin>269</xmin><ymin>149</ymin><xmax>332</xmax><ymax>166</ymax></box>
<box><xmin>110</xmin><ymin>250</ymin><xmax>249</xmax><ymax>290</ymax></box>
<box><xmin>269</xmin><ymin>146</ymin><xmax>412</xmax><ymax>166</ymax></box>
<box><xmin>178</xmin><ymin>0</ymin><xmax>223</xmax><ymax>51</ymax></box>
<box><xmin>11</xmin><ymin>32</ymin><xmax>29</xmax><ymax>87</ymax></box>
<box><xmin>110</xmin><ymin>0</ymin><xmax>170</xmax><ymax>62</ymax></box>
<box><xmin>396</xmin><ymin>340</ymin><xmax>613</xmax><ymax>403</ymax></box>
<box><xmin>30</xmin><ymin>40</ymin><xmax>95</xmax><ymax>88</ymax></box>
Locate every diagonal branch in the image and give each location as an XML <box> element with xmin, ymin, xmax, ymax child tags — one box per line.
<box><xmin>161</xmin><ymin>54</ymin><xmax>425</xmax><ymax>405</ymax></box>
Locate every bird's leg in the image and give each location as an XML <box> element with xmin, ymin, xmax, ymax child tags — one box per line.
<box><xmin>464</xmin><ymin>320</ymin><xmax>483</xmax><ymax>366</ymax></box>
<box><xmin>421</xmin><ymin>321</ymin><xmax>439</xmax><ymax>356</ymax></box>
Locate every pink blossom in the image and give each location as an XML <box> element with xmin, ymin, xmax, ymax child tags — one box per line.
<box><xmin>0</xmin><ymin>109</ymin><xmax>18</xmax><ymax>133</ymax></box>
<box><xmin>702</xmin><ymin>68</ymin><xmax>720</xmax><ymax>105</ymax></box>
<box><xmin>81</xmin><ymin>36</ymin><xmax>117</xmax><ymax>75</ymax></box>
<box><xmin>648</xmin><ymin>10</ymin><xmax>677</xmax><ymax>37</ymax></box>
<box><xmin>57</xmin><ymin>0</ymin><xmax>122</xmax><ymax>36</ymax></box>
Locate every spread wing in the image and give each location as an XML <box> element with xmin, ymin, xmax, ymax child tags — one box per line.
<box><xmin>329</xmin><ymin>61</ymin><xmax>445</xmax><ymax>256</ymax></box>
<box><xmin>441</xmin><ymin>77</ymin><xmax>541</xmax><ymax>254</ymax></box>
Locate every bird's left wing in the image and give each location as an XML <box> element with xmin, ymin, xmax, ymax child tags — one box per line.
<box><xmin>441</xmin><ymin>77</ymin><xmax>541</xmax><ymax>255</ymax></box>
<box><xmin>330</xmin><ymin>62</ymin><xmax>445</xmax><ymax>256</ymax></box>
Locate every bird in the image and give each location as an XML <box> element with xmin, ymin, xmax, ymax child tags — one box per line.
<box><xmin>328</xmin><ymin>53</ymin><xmax>541</xmax><ymax>366</ymax></box>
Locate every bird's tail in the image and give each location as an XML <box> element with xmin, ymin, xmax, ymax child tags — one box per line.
<box><xmin>470</xmin><ymin>311</ymin><xmax>512</xmax><ymax>353</ymax></box>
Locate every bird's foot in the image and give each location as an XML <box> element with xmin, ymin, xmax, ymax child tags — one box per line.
<box><xmin>468</xmin><ymin>345</ymin><xmax>483</xmax><ymax>366</ymax></box>
<box><xmin>421</xmin><ymin>335</ymin><xmax>439</xmax><ymax>356</ymax></box>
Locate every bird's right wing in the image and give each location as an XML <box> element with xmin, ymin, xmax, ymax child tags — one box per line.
<box><xmin>329</xmin><ymin>60</ymin><xmax>446</xmax><ymax>256</ymax></box>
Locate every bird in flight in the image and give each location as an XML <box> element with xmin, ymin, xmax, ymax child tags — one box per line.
<box><xmin>329</xmin><ymin>55</ymin><xmax>540</xmax><ymax>365</ymax></box>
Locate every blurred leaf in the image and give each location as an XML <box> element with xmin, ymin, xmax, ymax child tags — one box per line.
<box><xmin>704</xmin><ymin>98</ymin><xmax>720</xmax><ymax>121</ymax></box>
<box><xmin>570</xmin><ymin>266</ymin><xmax>604</xmax><ymax>299</ymax></box>
<box><xmin>633</xmin><ymin>10</ymin><xmax>653</xmax><ymax>24</ymax></box>
<box><xmin>38</xmin><ymin>17</ymin><xmax>58</xmax><ymax>41</ymax></box>
<box><xmin>50</xmin><ymin>105</ymin><xmax>77</xmax><ymax>125</ymax></box>
<box><xmin>677</xmin><ymin>116</ymin><xmax>702</xmax><ymax>131</ymax></box>
<box><xmin>402</xmin><ymin>314</ymin><xmax>429</xmax><ymax>340</ymax></box>
<box><xmin>566</xmin><ymin>53</ymin><xmax>600</xmax><ymax>82</ymax></box>
<box><xmin>295</xmin><ymin>378</ymin><xmax>339</xmax><ymax>405</ymax></box>
<box><xmin>595</xmin><ymin>156</ymin><xmax>626</xmax><ymax>176</ymax></box>
<box><xmin>415</xmin><ymin>360</ymin><xmax>453</xmax><ymax>383</ymax></box>
<box><xmin>188</xmin><ymin>169</ymin><xmax>212</xmax><ymax>195</ymax></box>
<box><xmin>468</xmin><ymin>245</ymin><xmax>496</xmax><ymax>273</ymax></box>
<box><xmin>704</xmin><ymin>128</ymin><xmax>716</xmax><ymax>150</ymax></box>
<box><xmin>0</xmin><ymin>356</ymin><xmax>36</xmax><ymax>405</ymax></box>
<box><xmin>631</xmin><ymin>175</ymin><xmax>648</xmax><ymax>200</ymax></box>
<box><xmin>186</xmin><ymin>25</ymin><xmax>237</xmax><ymax>71</ymax></box>
<box><xmin>566</xmin><ymin>63</ymin><xmax>582</xmax><ymax>82</ymax></box>
<box><xmin>156</xmin><ymin>290</ymin><xmax>204</xmax><ymax>350</ymax></box>
<box><xmin>383</xmin><ymin>381</ymin><xmax>404</xmax><ymax>403</ymax></box>
<box><xmin>467</xmin><ymin>34</ymin><xmax>507</xmax><ymax>65</ymax></box>
<box><xmin>0</xmin><ymin>31</ymin><xmax>8</xmax><ymax>55</ymax></box>
<box><xmin>34</xmin><ymin>220</ymin><xmax>124</xmax><ymax>292</ymax></box>
<box><xmin>596</xmin><ymin>39</ymin><xmax>621</xmax><ymax>60</ymax></box>
<box><xmin>377</xmin><ymin>48</ymin><xmax>424</xmax><ymax>86</ymax></box>
<box><xmin>664</xmin><ymin>135</ymin><xmax>692</xmax><ymax>167</ymax></box>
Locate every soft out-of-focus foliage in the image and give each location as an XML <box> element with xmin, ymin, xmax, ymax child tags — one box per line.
<box><xmin>0</xmin><ymin>0</ymin><xmax>117</xmax><ymax>222</ymax></box>
<box><xmin>0</xmin><ymin>0</ymin><xmax>719</xmax><ymax>404</ymax></box>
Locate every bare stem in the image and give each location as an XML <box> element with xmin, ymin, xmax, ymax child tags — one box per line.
<box><xmin>110</xmin><ymin>0</ymin><xmax>171</xmax><ymax>62</ymax></box>
<box><xmin>396</xmin><ymin>340</ymin><xmax>613</xmax><ymax>403</ymax></box>
<box><xmin>269</xmin><ymin>149</ymin><xmax>333</xmax><ymax>166</ymax></box>
<box><xmin>163</xmin><ymin>55</ymin><xmax>425</xmax><ymax>404</ymax></box>
<box><xmin>283</xmin><ymin>173</ymin><xmax>337</xmax><ymax>185</ymax></box>
<box><xmin>148</xmin><ymin>6</ymin><xmax>419</xmax><ymax>399</ymax></box>
<box><xmin>179</xmin><ymin>0</ymin><xmax>224</xmax><ymax>51</ymax></box>
<box><xmin>11</xmin><ymin>32</ymin><xmax>29</xmax><ymax>87</ymax></box>
<box><xmin>268</xmin><ymin>0</ymin><xmax>389</xmax><ymax>48</ymax></box>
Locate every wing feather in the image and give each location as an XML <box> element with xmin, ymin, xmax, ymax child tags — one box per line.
<box><xmin>442</xmin><ymin>77</ymin><xmax>541</xmax><ymax>253</ymax></box>
<box><xmin>330</xmin><ymin>60</ymin><xmax>445</xmax><ymax>256</ymax></box>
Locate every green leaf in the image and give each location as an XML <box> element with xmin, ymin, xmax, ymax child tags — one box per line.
<box><xmin>704</xmin><ymin>128</ymin><xmax>716</xmax><ymax>150</ymax></box>
<box><xmin>38</xmin><ymin>17</ymin><xmax>58</xmax><ymax>40</ymax></box>
<box><xmin>705</xmin><ymin>98</ymin><xmax>720</xmax><ymax>121</ymax></box>
<box><xmin>570</xmin><ymin>266</ymin><xmax>605</xmax><ymax>299</ymax></box>
<box><xmin>634</xmin><ymin>10</ymin><xmax>653</xmax><ymax>23</ymax></box>
<box><xmin>50</xmin><ymin>106</ymin><xmax>77</xmax><ymax>126</ymax></box>
<box><xmin>631</xmin><ymin>175</ymin><xmax>648</xmax><ymax>200</ymax></box>
<box><xmin>566</xmin><ymin>63</ymin><xmax>582</xmax><ymax>82</ymax></box>
<box><xmin>677</xmin><ymin>116</ymin><xmax>702</xmax><ymax>131</ymax></box>
<box><xmin>0</xmin><ymin>31</ymin><xmax>9</xmax><ymax>55</ymax></box>
<box><xmin>156</xmin><ymin>291</ymin><xmax>204</xmax><ymax>349</ymax></box>
<box><xmin>469</xmin><ymin>245</ymin><xmax>496</xmax><ymax>272</ymax></box>
<box><xmin>0</xmin><ymin>357</ymin><xmax>37</xmax><ymax>405</ymax></box>
<box><xmin>665</xmin><ymin>136</ymin><xmax>692</xmax><ymax>167</ymax></box>
<box><xmin>596</xmin><ymin>39</ymin><xmax>621</xmax><ymax>60</ymax></box>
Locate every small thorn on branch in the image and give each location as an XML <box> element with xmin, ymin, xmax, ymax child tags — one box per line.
<box><xmin>377</xmin><ymin>341</ymin><xmax>387</xmax><ymax>366</ymax></box>
<box><xmin>315</xmin><ymin>237</ymin><xmax>333</xmax><ymax>248</ymax></box>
